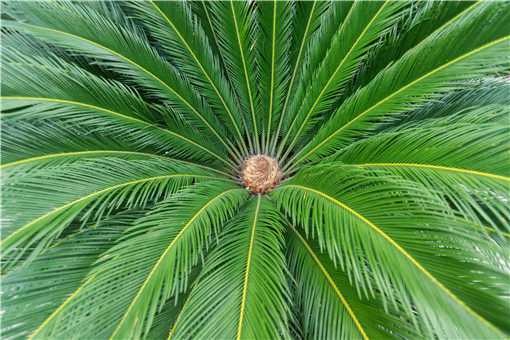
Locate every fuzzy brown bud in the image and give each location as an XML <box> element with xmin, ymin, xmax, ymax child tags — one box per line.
<box><xmin>241</xmin><ymin>155</ymin><xmax>282</xmax><ymax>194</ymax></box>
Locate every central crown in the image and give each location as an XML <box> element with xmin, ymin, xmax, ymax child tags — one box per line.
<box><xmin>241</xmin><ymin>154</ymin><xmax>282</xmax><ymax>194</ymax></box>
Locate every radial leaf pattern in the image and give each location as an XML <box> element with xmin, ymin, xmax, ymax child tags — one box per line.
<box><xmin>1</xmin><ymin>1</ymin><xmax>509</xmax><ymax>339</ymax></box>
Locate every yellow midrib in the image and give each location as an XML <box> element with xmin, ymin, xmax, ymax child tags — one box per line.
<box><xmin>149</xmin><ymin>1</ymin><xmax>246</xmax><ymax>153</ymax></box>
<box><xmin>1</xmin><ymin>96</ymin><xmax>228</xmax><ymax>165</ymax></box>
<box><xmin>1</xmin><ymin>150</ymin><xmax>159</xmax><ymax>169</ymax></box>
<box><xmin>2</xmin><ymin>174</ymin><xmax>214</xmax><ymax>248</ymax></box>
<box><xmin>291</xmin><ymin>226</ymin><xmax>369</xmax><ymax>340</ymax></box>
<box><xmin>296</xmin><ymin>34</ymin><xmax>509</xmax><ymax>164</ymax></box>
<box><xmin>283</xmin><ymin>0</ymin><xmax>483</xmax><ymax>171</ymax></box>
<box><xmin>1</xmin><ymin>150</ymin><xmax>233</xmax><ymax>178</ymax></box>
<box><xmin>266</xmin><ymin>1</ymin><xmax>278</xmax><ymax>149</ymax></box>
<box><xmin>109</xmin><ymin>188</ymin><xmax>243</xmax><ymax>340</ymax></box>
<box><xmin>12</xmin><ymin>22</ymin><xmax>232</xmax><ymax>156</ymax></box>
<box><xmin>282</xmin><ymin>184</ymin><xmax>504</xmax><ymax>336</ymax></box>
<box><xmin>230</xmin><ymin>0</ymin><xmax>259</xmax><ymax>152</ymax></box>
<box><xmin>358</xmin><ymin>162</ymin><xmax>510</xmax><ymax>182</ymax></box>
<box><xmin>272</xmin><ymin>1</ymin><xmax>317</xmax><ymax>153</ymax></box>
<box><xmin>200</xmin><ymin>1</ymin><xmax>253</xmax><ymax>153</ymax></box>
<box><xmin>287</xmin><ymin>1</ymin><xmax>386</xmax><ymax>152</ymax></box>
<box><xmin>236</xmin><ymin>195</ymin><xmax>261</xmax><ymax>340</ymax></box>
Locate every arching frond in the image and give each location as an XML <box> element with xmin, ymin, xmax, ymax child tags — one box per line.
<box><xmin>293</xmin><ymin>1</ymin><xmax>510</xmax><ymax>166</ymax></box>
<box><xmin>2</xmin><ymin>211</ymin><xmax>137</xmax><ymax>340</ymax></box>
<box><xmin>335</xmin><ymin>105</ymin><xmax>510</xmax><ymax>232</ymax></box>
<box><xmin>27</xmin><ymin>181</ymin><xmax>247</xmax><ymax>340</ymax></box>
<box><xmin>273</xmin><ymin>165</ymin><xmax>508</xmax><ymax>338</ymax></box>
<box><xmin>170</xmin><ymin>196</ymin><xmax>290</xmax><ymax>340</ymax></box>
<box><xmin>278</xmin><ymin>1</ymin><xmax>408</xmax><ymax>160</ymax></box>
<box><xmin>1</xmin><ymin>120</ymin><xmax>142</xmax><ymax>165</ymax></box>
<box><xmin>290</xmin><ymin>1</ymin><xmax>353</xmax><ymax>97</ymax></box>
<box><xmin>1</xmin><ymin>50</ymin><xmax>229</xmax><ymax>166</ymax></box>
<box><xmin>2</xmin><ymin>157</ymin><xmax>224</xmax><ymax>270</ymax></box>
<box><xmin>1</xmin><ymin>46</ymin><xmax>155</xmax><ymax>122</ymax></box>
<box><xmin>208</xmin><ymin>1</ymin><xmax>261</xmax><ymax>153</ymax></box>
<box><xmin>287</xmin><ymin>226</ymin><xmax>420</xmax><ymax>339</ymax></box>
<box><xmin>108</xmin><ymin>182</ymin><xmax>248</xmax><ymax>340</ymax></box>
<box><xmin>126</xmin><ymin>1</ymin><xmax>247</xmax><ymax>157</ymax></box>
<box><xmin>4</xmin><ymin>1</ymin><xmax>236</xmax><ymax>159</ymax></box>
<box><xmin>350</xmin><ymin>1</ymin><xmax>470</xmax><ymax>92</ymax></box>
<box><xmin>269</xmin><ymin>0</ymin><xmax>330</xmax><ymax>153</ymax></box>
<box><xmin>257</xmin><ymin>0</ymin><xmax>292</xmax><ymax>152</ymax></box>
<box><xmin>0</xmin><ymin>118</ymin><xmax>231</xmax><ymax>178</ymax></box>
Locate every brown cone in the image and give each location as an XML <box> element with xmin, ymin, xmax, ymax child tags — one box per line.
<box><xmin>241</xmin><ymin>154</ymin><xmax>282</xmax><ymax>194</ymax></box>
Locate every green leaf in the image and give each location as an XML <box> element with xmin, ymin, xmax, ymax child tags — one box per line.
<box><xmin>278</xmin><ymin>0</ymin><xmax>408</xmax><ymax>160</ymax></box>
<box><xmin>293</xmin><ymin>1</ymin><xmax>510</xmax><ymax>166</ymax></box>
<box><xmin>257</xmin><ymin>0</ymin><xmax>292</xmax><ymax>152</ymax></box>
<box><xmin>1</xmin><ymin>157</ymin><xmax>225</xmax><ymax>270</ymax></box>
<box><xmin>1</xmin><ymin>50</ymin><xmax>230</xmax><ymax>166</ymax></box>
<box><xmin>4</xmin><ymin>1</ymin><xmax>237</xmax><ymax>159</ymax></box>
<box><xmin>269</xmin><ymin>0</ymin><xmax>331</xmax><ymax>153</ymax></box>
<box><xmin>208</xmin><ymin>1</ymin><xmax>261</xmax><ymax>153</ymax></box>
<box><xmin>27</xmin><ymin>181</ymin><xmax>248</xmax><ymax>340</ymax></box>
<box><xmin>170</xmin><ymin>196</ymin><xmax>290</xmax><ymax>340</ymax></box>
<box><xmin>127</xmin><ymin>1</ymin><xmax>248</xmax><ymax>157</ymax></box>
<box><xmin>349</xmin><ymin>1</ymin><xmax>471</xmax><ymax>93</ymax></box>
<box><xmin>2</xmin><ymin>211</ymin><xmax>136</xmax><ymax>339</ymax></box>
<box><xmin>274</xmin><ymin>165</ymin><xmax>508</xmax><ymax>338</ymax></box>
<box><xmin>287</xmin><ymin>226</ymin><xmax>420</xmax><ymax>339</ymax></box>
<box><xmin>108</xmin><ymin>182</ymin><xmax>248</xmax><ymax>339</ymax></box>
<box><xmin>335</xmin><ymin>105</ymin><xmax>510</xmax><ymax>232</ymax></box>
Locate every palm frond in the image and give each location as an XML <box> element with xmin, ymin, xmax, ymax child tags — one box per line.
<box><xmin>257</xmin><ymin>0</ymin><xmax>292</xmax><ymax>152</ymax></box>
<box><xmin>4</xmin><ymin>1</ymin><xmax>238</xmax><ymax>160</ymax></box>
<box><xmin>1</xmin><ymin>120</ymin><xmax>138</xmax><ymax>165</ymax></box>
<box><xmin>126</xmin><ymin>1</ymin><xmax>248</xmax><ymax>157</ymax></box>
<box><xmin>287</xmin><ymin>226</ymin><xmax>420</xmax><ymax>339</ymax></box>
<box><xmin>2</xmin><ymin>157</ymin><xmax>224</xmax><ymax>270</ymax></box>
<box><xmin>170</xmin><ymin>196</ymin><xmax>290</xmax><ymax>339</ymax></box>
<box><xmin>273</xmin><ymin>164</ymin><xmax>508</xmax><ymax>338</ymax></box>
<box><xmin>335</xmin><ymin>104</ymin><xmax>510</xmax><ymax>232</ymax></box>
<box><xmin>27</xmin><ymin>181</ymin><xmax>247</xmax><ymax>339</ymax></box>
<box><xmin>2</xmin><ymin>211</ymin><xmax>136</xmax><ymax>339</ymax></box>
<box><xmin>1</xmin><ymin>49</ymin><xmax>230</xmax><ymax>167</ymax></box>
<box><xmin>349</xmin><ymin>1</ymin><xmax>471</xmax><ymax>93</ymax></box>
<box><xmin>292</xmin><ymin>1</ymin><xmax>510</xmax><ymax>167</ymax></box>
<box><xmin>278</xmin><ymin>1</ymin><xmax>408</xmax><ymax>161</ymax></box>
<box><xmin>107</xmin><ymin>182</ymin><xmax>248</xmax><ymax>339</ymax></box>
<box><xmin>208</xmin><ymin>1</ymin><xmax>261</xmax><ymax>153</ymax></box>
<box><xmin>269</xmin><ymin>0</ymin><xmax>331</xmax><ymax>154</ymax></box>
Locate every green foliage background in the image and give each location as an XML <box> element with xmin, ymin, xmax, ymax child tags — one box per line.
<box><xmin>1</xmin><ymin>1</ymin><xmax>509</xmax><ymax>339</ymax></box>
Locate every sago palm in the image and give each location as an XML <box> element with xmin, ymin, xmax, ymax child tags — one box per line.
<box><xmin>1</xmin><ymin>1</ymin><xmax>509</xmax><ymax>339</ymax></box>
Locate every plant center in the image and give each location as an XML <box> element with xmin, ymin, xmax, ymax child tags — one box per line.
<box><xmin>241</xmin><ymin>154</ymin><xmax>282</xmax><ymax>194</ymax></box>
